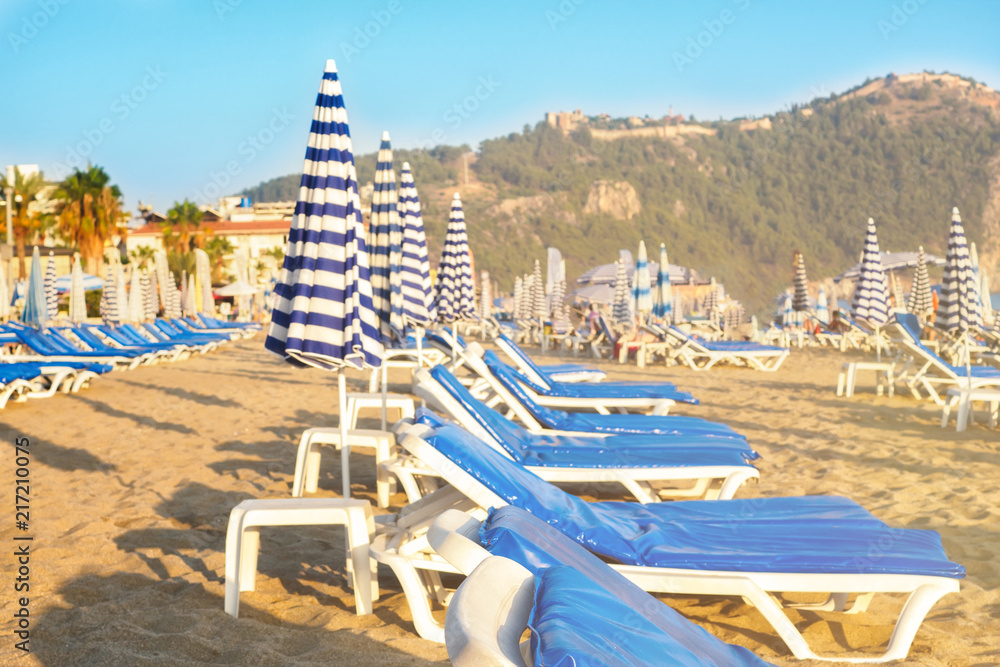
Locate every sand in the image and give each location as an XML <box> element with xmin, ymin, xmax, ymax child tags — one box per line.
<box><xmin>0</xmin><ymin>335</ymin><xmax>997</xmax><ymax>666</ymax></box>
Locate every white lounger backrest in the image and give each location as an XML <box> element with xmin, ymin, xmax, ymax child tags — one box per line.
<box><xmin>492</xmin><ymin>336</ymin><xmax>552</xmax><ymax>390</ymax></box>
<box><xmin>445</xmin><ymin>556</ymin><xmax>533</xmax><ymax>667</ymax></box>
<box><xmin>461</xmin><ymin>344</ymin><xmax>544</xmax><ymax>430</ymax></box>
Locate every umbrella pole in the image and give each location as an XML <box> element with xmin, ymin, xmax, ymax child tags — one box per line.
<box><xmin>339</xmin><ymin>371</ymin><xmax>350</xmax><ymax>499</ymax></box>
<box><xmin>381</xmin><ymin>362</ymin><xmax>388</xmax><ymax>431</ymax></box>
<box><xmin>875</xmin><ymin>325</ymin><xmax>882</xmax><ymax>362</ymax></box>
<box><xmin>416</xmin><ymin>326</ymin><xmax>423</xmax><ymax>367</ymax></box>
<box><xmin>965</xmin><ymin>334</ymin><xmax>973</xmax><ymax>389</ymax></box>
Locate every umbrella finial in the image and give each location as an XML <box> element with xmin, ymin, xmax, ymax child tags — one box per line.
<box><xmin>453</xmin><ymin>192</ymin><xmax>461</xmax><ymax>200</ymax></box>
<box><xmin>952</xmin><ymin>206</ymin><xmax>960</xmax><ymax>218</ymax></box>
<box><xmin>324</xmin><ymin>58</ymin><xmax>338</xmax><ymax>73</ymax></box>
<box><xmin>402</xmin><ymin>161</ymin><xmax>410</xmax><ymax>170</ymax></box>
<box><xmin>381</xmin><ymin>130</ymin><xmax>391</xmax><ymax>142</ymax></box>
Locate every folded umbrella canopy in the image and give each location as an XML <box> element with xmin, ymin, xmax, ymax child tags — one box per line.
<box><xmin>398</xmin><ymin>162</ymin><xmax>434</xmax><ymax>327</ymax></box>
<box><xmin>69</xmin><ymin>253</ymin><xmax>87</xmax><ymax>324</ymax></box>
<box><xmin>22</xmin><ymin>246</ymin><xmax>49</xmax><ymax>328</ymax></box>
<box><xmin>433</xmin><ymin>193</ymin><xmax>476</xmax><ymax>323</ymax></box>
<box><xmin>632</xmin><ymin>240</ymin><xmax>652</xmax><ymax>321</ymax></box>
<box><xmin>653</xmin><ymin>242</ymin><xmax>672</xmax><ymax>322</ymax></box>
<box><xmin>264</xmin><ymin>59</ymin><xmax>384</xmax><ymax>497</ymax></box>
<box><xmin>908</xmin><ymin>246</ymin><xmax>933</xmax><ymax>318</ymax></box>
<box><xmin>44</xmin><ymin>252</ymin><xmax>58</xmax><ymax>320</ymax></box>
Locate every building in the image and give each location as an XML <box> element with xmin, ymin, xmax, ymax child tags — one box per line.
<box><xmin>127</xmin><ymin>196</ymin><xmax>292</xmax><ymax>279</ymax></box>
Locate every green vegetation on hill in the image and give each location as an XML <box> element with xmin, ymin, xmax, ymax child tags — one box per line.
<box><xmin>242</xmin><ymin>75</ymin><xmax>1000</xmax><ymax>313</ymax></box>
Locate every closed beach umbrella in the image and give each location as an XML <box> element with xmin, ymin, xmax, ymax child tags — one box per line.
<box><xmin>154</xmin><ymin>250</ymin><xmax>170</xmax><ymax>310</ymax></box>
<box><xmin>100</xmin><ymin>267</ymin><xmax>119</xmax><ymax>325</ymax></box>
<box><xmin>434</xmin><ymin>193</ymin><xmax>476</xmax><ymax>322</ymax></box>
<box><xmin>530</xmin><ymin>258</ymin><xmax>546</xmax><ymax>320</ymax></box>
<box><xmin>937</xmin><ymin>207</ymin><xmax>982</xmax><ymax>332</ymax></box>
<box><xmin>69</xmin><ymin>254</ymin><xmax>87</xmax><ymax>323</ymax></box>
<box><xmin>632</xmin><ymin>240</ymin><xmax>653</xmax><ymax>319</ymax></box>
<box><xmin>851</xmin><ymin>218</ymin><xmax>890</xmax><ymax>328</ymax></box>
<box><xmin>22</xmin><ymin>247</ymin><xmax>49</xmax><ymax>328</ymax></box>
<box><xmin>550</xmin><ymin>278</ymin><xmax>566</xmax><ymax>321</ymax></box>
<box><xmin>147</xmin><ymin>265</ymin><xmax>160</xmax><ymax>317</ymax></box>
<box><xmin>45</xmin><ymin>252</ymin><xmax>58</xmax><ymax>320</ymax></box>
<box><xmin>116</xmin><ymin>263</ymin><xmax>128</xmax><ymax>321</ymax></box>
<box><xmin>398</xmin><ymin>162</ymin><xmax>434</xmax><ymax>327</ymax></box>
<box><xmin>611</xmin><ymin>260</ymin><xmax>631</xmax><ymax>326</ymax></box>
<box><xmin>141</xmin><ymin>272</ymin><xmax>155</xmax><ymax>321</ymax></box>
<box><xmin>704</xmin><ymin>277</ymin><xmax>720</xmax><ymax>321</ymax></box>
<box><xmin>980</xmin><ymin>268</ymin><xmax>993</xmax><ymax>327</ymax></box>
<box><xmin>654</xmin><ymin>243</ymin><xmax>672</xmax><ymax>322</ymax></box>
<box><xmin>369</xmin><ymin>131</ymin><xmax>404</xmax><ymax>336</ymax></box>
<box><xmin>195</xmin><ymin>248</ymin><xmax>212</xmax><ymax>316</ymax></box>
<box><xmin>479</xmin><ymin>271</ymin><xmax>492</xmax><ymax>320</ymax></box>
<box><xmin>264</xmin><ymin>59</ymin><xmax>384</xmax><ymax>497</ymax></box>
<box><xmin>514</xmin><ymin>275</ymin><xmax>526</xmax><ymax>320</ymax></box>
<box><xmin>125</xmin><ymin>267</ymin><xmax>144</xmax><ymax>323</ymax></box>
<box><xmin>782</xmin><ymin>292</ymin><xmax>793</xmax><ymax>326</ymax></box>
<box><xmin>186</xmin><ymin>273</ymin><xmax>197</xmax><ymax>316</ymax></box>
<box><xmin>0</xmin><ymin>264</ymin><xmax>9</xmax><ymax>320</ymax></box>
<box><xmin>792</xmin><ymin>251</ymin><xmax>809</xmax><ymax>315</ymax></box>
<box><xmin>890</xmin><ymin>272</ymin><xmax>906</xmax><ymax>313</ymax></box>
<box><xmin>168</xmin><ymin>276</ymin><xmax>181</xmax><ymax>319</ymax></box>
<box><xmin>816</xmin><ymin>286</ymin><xmax>830</xmax><ymax>325</ymax></box>
<box><xmin>908</xmin><ymin>246</ymin><xmax>933</xmax><ymax>318</ymax></box>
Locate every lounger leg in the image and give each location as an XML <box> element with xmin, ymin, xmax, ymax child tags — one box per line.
<box><xmin>240</xmin><ymin>528</ymin><xmax>260</xmax><ymax>592</ymax></box>
<box><xmin>372</xmin><ymin>549</ymin><xmax>445</xmax><ymax>643</ymax></box>
<box><xmin>881</xmin><ymin>585</ymin><xmax>951</xmax><ymax>662</ymax></box>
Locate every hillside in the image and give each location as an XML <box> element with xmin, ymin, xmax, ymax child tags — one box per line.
<box><xmin>242</xmin><ymin>71</ymin><xmax>1000</xmax><ymax>313</ymax></box>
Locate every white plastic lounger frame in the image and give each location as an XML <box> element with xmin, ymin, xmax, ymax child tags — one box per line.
<box><xmin>391</xmin><ymin>424</ymin><xmax>960</xmax><ymax>663</ymax></box>
<box><xmin>462</xmin><ymin>343</ymin><xmax>674</xmax><ymax>416</ymax></box>
<box><xmin>889</xmin><ymin>323</ymin><xmax>1000</xmax><ymax>405</ymax></box>
<box><xmin>492</xmin><ymin>335</ymin><xmax>604</xmax><ymax>383</ymax></box>
<box><xmin>410</xmin><ymin>371</ymin><xmax>757</xmax><ymax>503</ymax></box>
<box><xmin>660</xmin><ymin>327</ymin><xmax>790</xmax><ymax>372</ymax></box>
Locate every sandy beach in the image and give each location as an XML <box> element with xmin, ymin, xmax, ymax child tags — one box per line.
<box><xmin>1</xmin><ymin>334</ymin><xmax>998</xmax><ymax>666</ymax></box>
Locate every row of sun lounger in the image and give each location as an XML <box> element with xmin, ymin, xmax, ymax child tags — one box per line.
<box><xmin>222</xmin><ymin>331</ymin><xmax>965</xmax><ymax>664</ymax></box>
<box><xmin>0</xmin><ymin>315</ymin><xmax>260</xmax><ymax>408</ymax></box>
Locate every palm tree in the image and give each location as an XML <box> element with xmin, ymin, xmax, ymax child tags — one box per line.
<box><xmin>0</xmin><ymin>167</ymin><xmax>50</xmax><ymax>278</ymax></box>
<box><xmin>54</xmin><ymin>165</ymin><xmax>126</xmax><ymax>275</ymax></box>
<box><xmin>161</xmin><ymin>200</ymin><xmax>207</xmax><ymax>254</ymax></box>
<box><xmin>205</xmin><ymin>236</ymin><xmax>234</xmax><ymax>283</ymax></box>
<box><xmin>167</xmin><ymin>250</ymin><xmax>196</xmax><ymax>285</ymax></box>
<box><xmin>129</xmin><ymin>245</ymin><xmax>157</xmax><ymax>270</ymax></box>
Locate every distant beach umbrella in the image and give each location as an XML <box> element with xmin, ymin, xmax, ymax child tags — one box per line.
<box><xmin>612</xmin><ymin>260</ymin><xmax>631</xmax><ymax>326</ymax></box>
<box><xmin>44</xmin><ymin>252</ymin><xmax>58</xmax><ymax>320</ymax></box>
<box><xmin>653</xmin><ymin>243</ymin><xmax>672</xmax><ymax>322</ymax></box>
<box><xmin>908</xmin><ymin>246</ymin><xmax>933</xmax><ymax>317</ymax></box>
<box><xmin>546</xmin><ymin>247</ymin><xmax>563</xmax><ymax>296</ymax></box>
<box><xmin>195</xmin><ymin>248</ymin><xmax>212</xmax><ymax>316</ymax></box>
<box><xmin>550</xmin><ymin>278</ymin><xmax>567</xmax><ymax>321</ymax></box>
<box><xmin>22</xmin><ymin>247</ymin><xmax>49</xmax><ymax>328</ymax></box>
<box><xmin>632</xmin><ymin>241</ymin><xmax>653</xmax><ymax>319</ymax></box>
<box><xmin>937</xmin><ymin>207</ymin><xmax>982</xmax><ymax>333</ymax></box>
<box><xmin>512</xmin><ymin>275</ymin><xmax>524</xmax><ymax>320</ymax></box>
<box><xmin>704</xmin><ymin>277</ymin><xmax>720</xmax><ymax>321</ymax></box>
<box><xmin>141</xmin><ymin>272</ymin><xmax>155</xmax><ymax>321</ymax></box>
<box><xmin>782</xmin><ymin>292</ymin><xmax>793</xmax><ymax>326</ymax></box>
<box><xmin>815</xmin><ymin>286</ymin><xmax>830</xmax><ymax>325</ymax></box>
<box><xmin>69</xmin><ymin>253</ymin><xmax>87</xmax><ymax>324</ymax></box>
<box><xmin>890</xmin><ymin>271</ymin><xmax>906</xmax><ymax>313</ymax></box>
<box><xmin>99</xmin><ymin>267</ymin><xmax>119</xmax><ymax>325</ymax></box>
<box><xmin>398</xmin><ymin>162</ymin><xmax>434</xmax><ymax>327</ymax></box>
<box><xmin>0</xmin><ymin>264</ymin><xmax>9</xmax><ymax>320</ymax></box>
<box><xmin>980</xmin><ymin>268</ymin><xmax>993</xmax><ymax>327</ymax></box>
<box><xmin>479</xmin><ymin>271</ymin><xmax>492</xmax><ymax>320</ymax></box>
<box><xmin>125</xmin><ymin>267</ymin><xmax>144</xmax><ymax>323</ymax></box>
<box><xmin>530</xmin><ymin>259</ymin><xmax>546</xmax><ymax>319</ymax></box>
<box><xmin>179</xmin><ymin>270</ymin><xmax>188</xmax><ymax>315</ymax></box>
<box><xmin>673</xmin><ymin>293</ymin><xmax>686</xmax><ymax>322</ymax></box>
<box><xmin>792</xmin><ymin>251</ymin><xmax>809</xmax><ymax>313</ymax></box>
<box><xmin>369</xmin><ymin>131</ymin><xmax>405</xmax><ymax>336</ymax></box>
<box><xmin>723</xmin><ymin>302</ymin><xmax>745</xmax><ymax>334</ymax></box>
<box><xmin>434</xmin><ymin>193</ymin><xmax>476</xmax><ymax>322</ymax></box>
<box><xmin>154</xmin><ymin>250</ymin><xmax>170</xmax><ymax>309</ymax></box>
<box><xmin>168</xmin><ymin>276</ymin><xmax>182</xmax><ymax>319</ymax></box>
<box><xmin>147</xmin><ymin>265</ymin><xmax>159</xmax><ymax>317</ymax></box>
<box><xmin>851</xmin><ymin>218</ymin><xmax>890</xmax><ymax>328</ymax></box>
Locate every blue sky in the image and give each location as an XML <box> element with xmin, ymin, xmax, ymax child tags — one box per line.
<box><xmin>2</xmin><ymin>0</ymin><xmax>998</xmax><ymax>212</ymax></box>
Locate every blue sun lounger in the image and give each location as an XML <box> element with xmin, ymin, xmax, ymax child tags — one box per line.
<box><xmin>472</xmin><ymin>360</ymin><xmax>742</xmax><ymax>439</ymax></box>
<box><xmin>432</xmin><ymin>506</ymin><xmax>772</xmax><ymax>667</ymax></box>
<box><xmin>3</xmin><ymin>325</ymin><xmax>145</xmax><ymax>370</ymax></box>
<box><xmin>493</xmin><ymin>332</ymin><xmax>607</xmax><ymax>383</ymax></box>
<box><xmin>394</xmin><ymin>422</ymin><xmax>964</xmax><ymax>662</ymax></box>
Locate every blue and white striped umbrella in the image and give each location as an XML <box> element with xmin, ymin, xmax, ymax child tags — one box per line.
<box><xmin>908</xmin><ymin>246</ymin><xmax>933</xmax><ymax>317</ymax></box>
<box><xmin>195</xmin><ymin>248</ymin><xmax>212</xmax><ymax>316</ymax></box>
<box><xmin>141</xmin><ymin>271</ymin><xmax>155</xmax><ymax>321</ymax></box>
<box><xmin>512</xmin><ymin>275</ymin><xmax>524</xmax><ymax>320</ymax></box>
<box><xmin>22</xmin><ymin>247</ymin><xmax>49</xmax><ymax>328</ymax></box>
<box><xmin>549</xmin><ymin>278</ymin><xmax>566</xmax><ymax>321</ymax></box>
<box><xmin>632</xmin><ymin>241</ymin><xmax>653</xmax><ymax>318</ymax></box>
<box><xmin>937</xmin><ymin>207</ymin><xmax>982</xmax><ymax>333</ymax></box>
<box><xmin>781</xmin><ymin>291</ymin><xmax>793</xmax><ymax>326</ymax></box>
<box><xmin>265</xmin><ymin>59</ymin><xmax>384</xmax><ymax>371</ymax></box>
<box><xmin>851</xmin><ymin>218</ymin><xmax>890</xmax><ymax>328</ymax></box>
<box><xmin>704</xmin><ymin>277</ymin><xmax>720</xmax><ymax>320</ymax></box>
<box><xmin>44</xmin><ymin>252</ymin><xmax>58</xmax><ymax>320</ymax></box>
<box><xmin>99</xmin><ymin>267</ymin><xmax>119</xmax><ymax>325</ymax></box>
<box><xmin>530</xmin><ymin>258</ymin><xmax>546</xmax><ymax>319</ymax></box>
<box><xmin>434</xmin><ymin>193</ymin><xmax>476</xmax><ymax>322</ymax></box>
<box><xmin>653</xmin><ymin>243</ymin><xmax>672</xmax><ymax>322</ymax></box>
<box><xmin>792</xmin><ymin>251</ymin><xmax>810</xmax><ymax>313</ymax></box>
<box><xmin>369</xmin><ymin>131</ymin><xmax>405</xmax><ymax>337</ymax></box>
<box><xmin>815</xmin><ymin>286</ymin><xmax>830</xmax><ymax>325</ymax></box>
<box><xmin>398</xmin><ymin>161</ymin><xmax>434</xmax><ymax>327</ymax></box>
<box><xmin>611</xmin><ymin>260</ymin><xmax>631</xmax><ymax>326</ymax></box>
